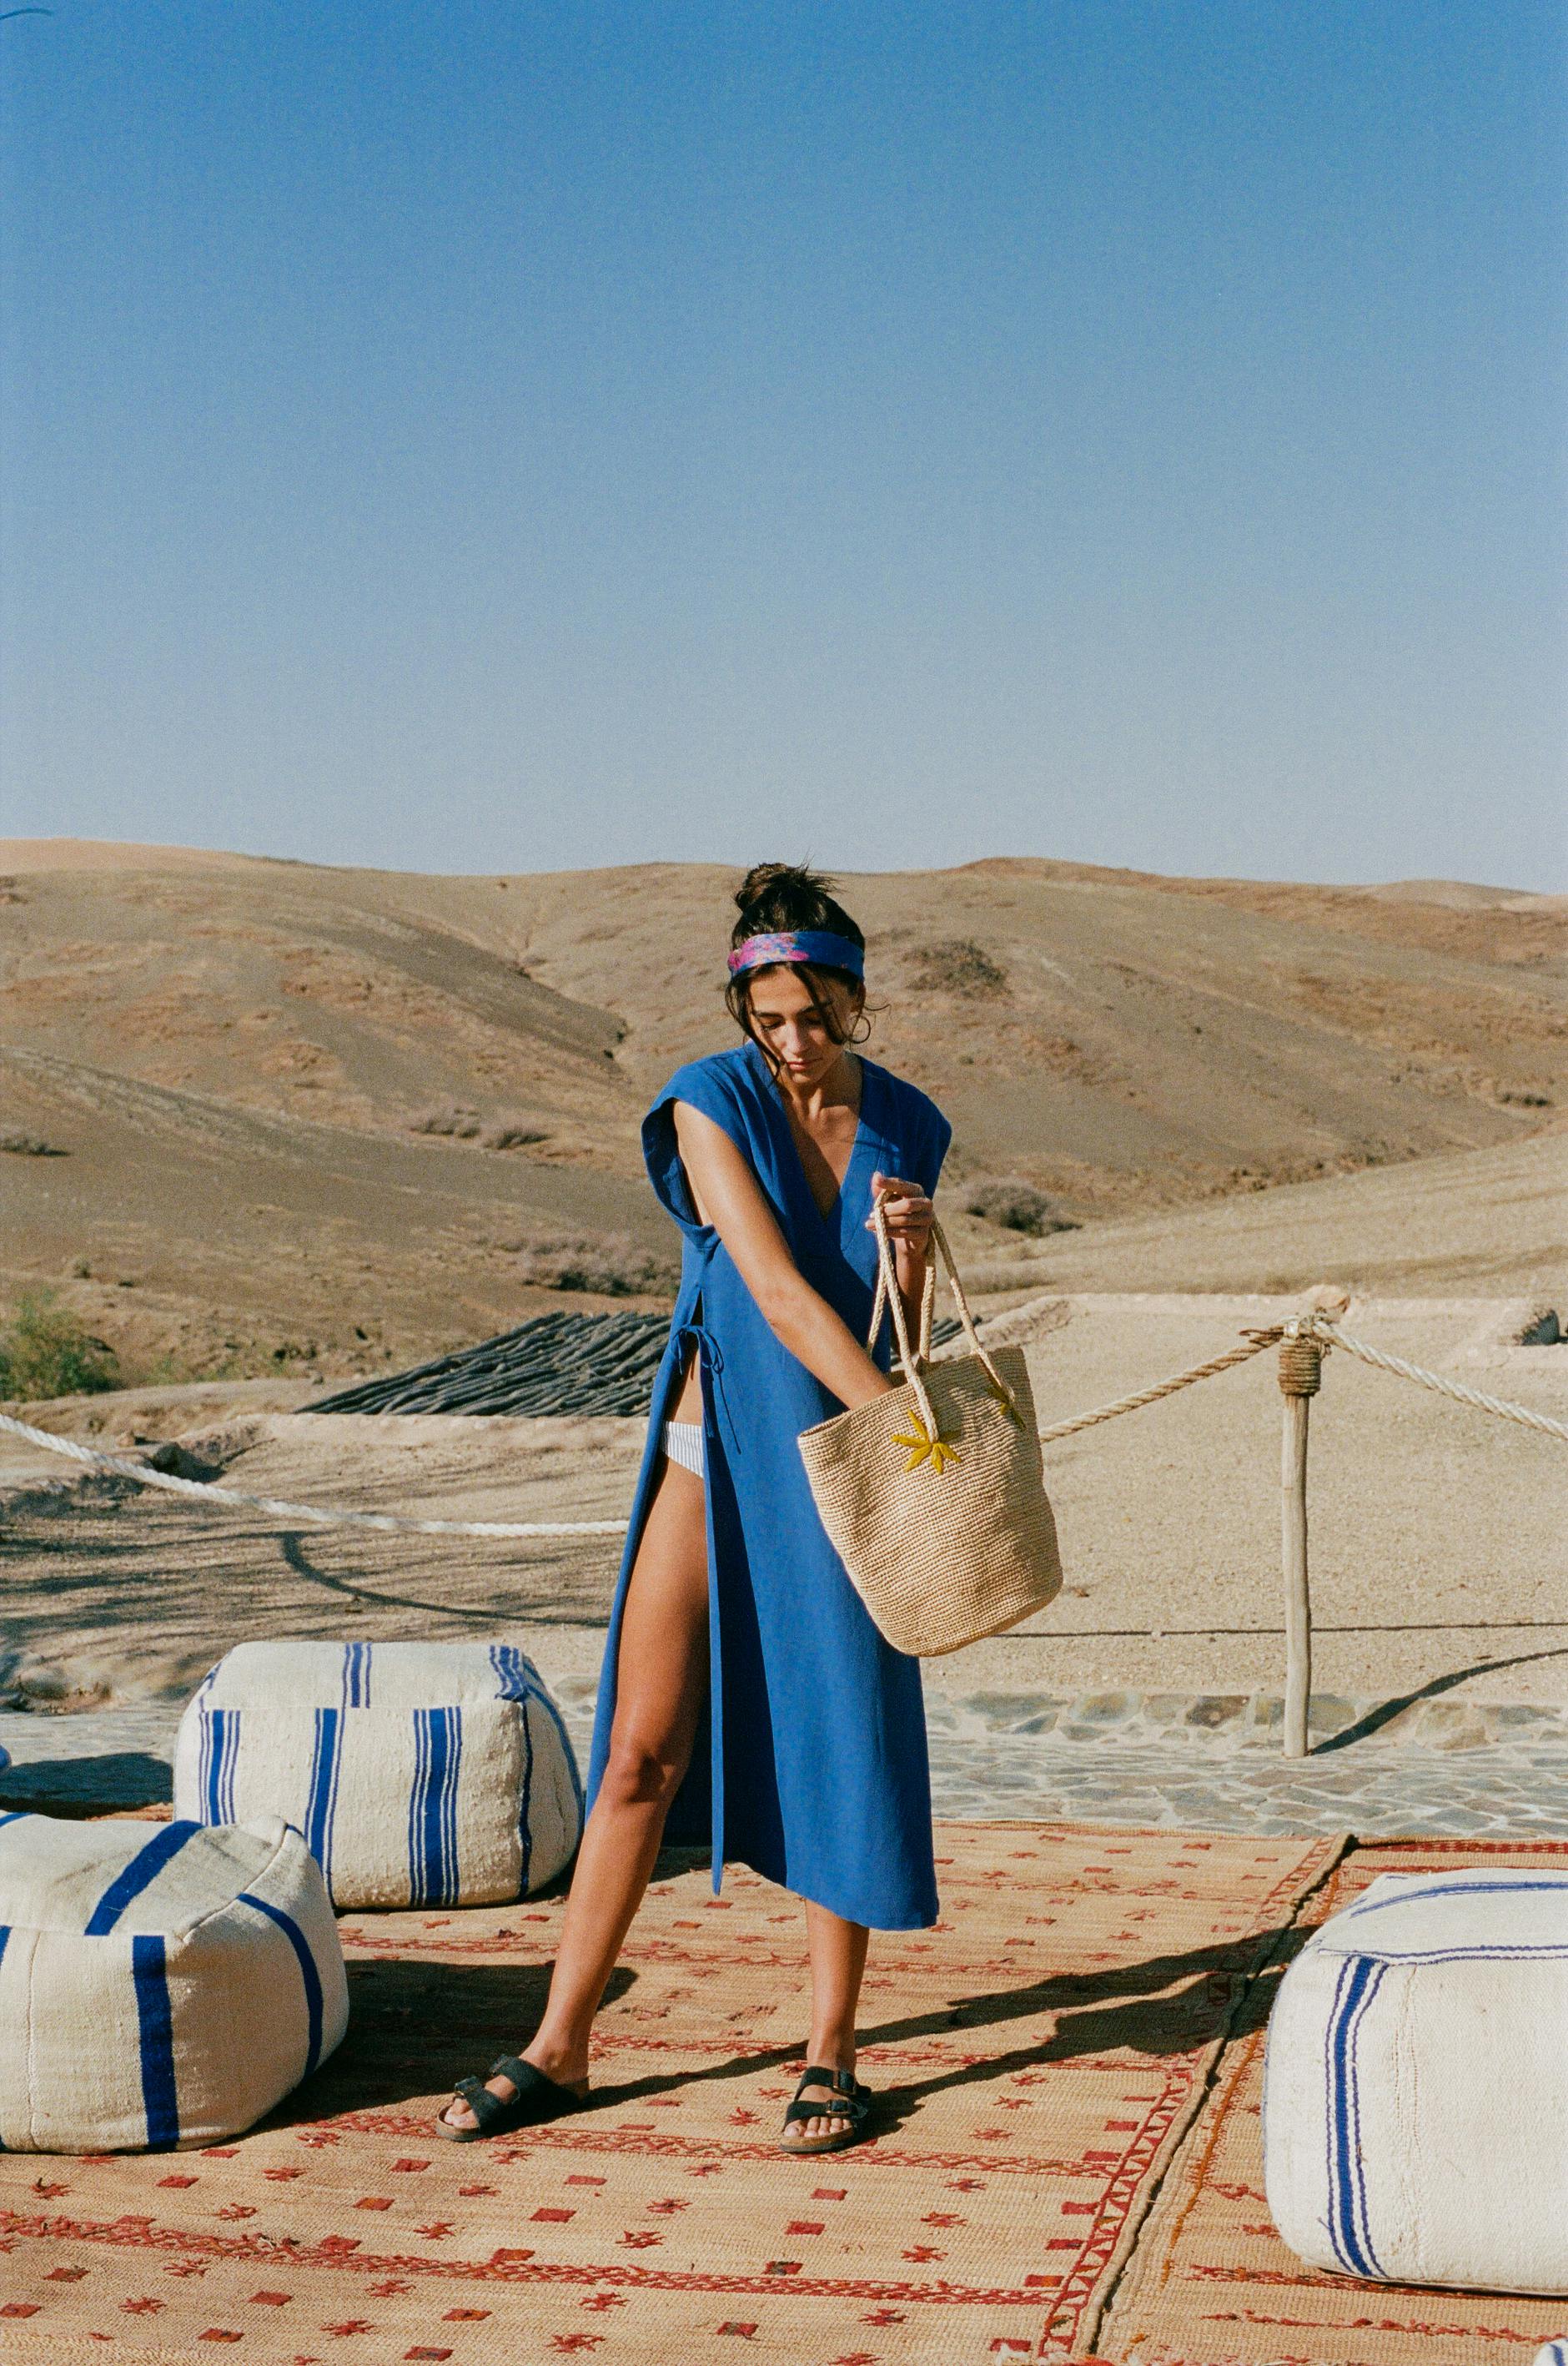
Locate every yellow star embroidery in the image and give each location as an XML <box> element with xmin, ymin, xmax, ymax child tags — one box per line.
<box><xmin>984</xmin><ymin>1376</ymin><xmax>1025</xmax><ymax>1427</ymax></box>
<box><xmin>892</xmin><ymin>1417</ymin><xmax>962</xmax><ymax>1476</ymax></box>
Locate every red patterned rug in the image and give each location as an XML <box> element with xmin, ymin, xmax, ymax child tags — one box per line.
<box><xmin>0</xmin><ymin>1820</ymin><xmax>1339</xmax><ymax>2364</ymax></box>
<box><xmin>1098</xmin><ymin>1835</ymin><xmax>1568</xmax><ymax>2366</ymax></box>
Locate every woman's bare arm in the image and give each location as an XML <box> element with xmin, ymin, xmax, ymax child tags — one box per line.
<box><xmin>673</xmin><ymin>1102</ymin><xmax>894</xmax><ymax>1412</ymax></box>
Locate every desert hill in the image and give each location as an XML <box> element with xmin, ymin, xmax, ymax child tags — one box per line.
<box><xmin>1</xmin><ymin>840</ymin><xmax>1562</xmax><ymax>1381</ymax></box>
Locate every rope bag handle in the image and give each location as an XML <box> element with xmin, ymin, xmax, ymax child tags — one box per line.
<box><xmin>866</xmin><ymin>1203</ymin><xmax>937</xmax><ymax>1362</ymax></box>
<box><xmin>864</xmin><ymin>1194</ymin><xmax>1021</xmax><ymax>1437</ymax></box>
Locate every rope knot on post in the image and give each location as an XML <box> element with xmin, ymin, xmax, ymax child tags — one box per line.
<box><xmin>1277</xmin><ymin>1328</ymin><xmax>1324</xmax><ymax>1397</ymax></box>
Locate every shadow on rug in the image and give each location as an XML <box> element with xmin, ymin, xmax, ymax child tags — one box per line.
<box><xmin>0</xmin><ymin>1820</ymin><xmax>1341</xmax><ymax>2364</ymax></box>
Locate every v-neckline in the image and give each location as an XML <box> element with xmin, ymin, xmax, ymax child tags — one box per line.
<box><xmin>747</xmin><ymin>1039</ymin><xmax>873</xmax><ymax>1235</ymax></box>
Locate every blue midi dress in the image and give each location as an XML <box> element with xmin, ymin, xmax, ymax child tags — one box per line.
<box><xmin>584</xmin><ymin>1037</ymin><xmax>953</xmax><ymax>1931</ymax></box>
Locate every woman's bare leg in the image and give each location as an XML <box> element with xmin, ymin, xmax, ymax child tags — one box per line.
<box><xmin>439</xmin><ymin>1453</ymin><xmax>708</xmax><ymax>2127</ymax></box>
<box><xmin>779</xmin><ymin>1900</ymin><xmax>871</xmax><ymax>2147</ymax></box>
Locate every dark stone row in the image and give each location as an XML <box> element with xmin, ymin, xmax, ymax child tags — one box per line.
<box><xmin>308</xmin><ymin>1311</ymin><xmax>675</xmax><ymax>1417</ymax></box>
<box><xmin>309</xmin><ymin>1307</ymin><xmax>960</xmax><ymax>1419</ymax></box>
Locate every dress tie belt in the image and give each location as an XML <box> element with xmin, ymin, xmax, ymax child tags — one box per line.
<box><xmin>669</xmin><ymin>1318</ymin><xmax>737</xmax><ymax>1457</ymax></box>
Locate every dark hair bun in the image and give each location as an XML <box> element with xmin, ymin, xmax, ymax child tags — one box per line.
<box><xmin>731</xmin><ymin>862</ymin><xmax>865</xmax><ymax>949</ymax></box>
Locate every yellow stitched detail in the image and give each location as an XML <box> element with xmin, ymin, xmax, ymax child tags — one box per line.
<box><xmin>892</xmin><ymin>1419</ymin><xmax>962</xmax><ymax>1476</ymax></box>
<box><xmin>984</xmin><ymin>1376</ymin><xmax>1024</xmax><ymax>1427</ymax></box>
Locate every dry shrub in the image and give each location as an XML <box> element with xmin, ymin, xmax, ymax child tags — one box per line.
<box><xmin>0</xmin><ymin>1291</ymin><xmax>119</xmax><ymax>1400</ymax></box>
<box><xmin>912</xmin><ymin>939</ymin><xmax>1008</xmax><ymax>997</ymax></box>
<box><xmin>410</xmin><ymin>1107</ymin><xmax>551</xmax><ymax>1149</ymax></box>
<box><xmin>0</xmin><ymin>1133</ymin><xmax>65</xmax><ymax>1157</ymax></box>
<box><xmin>410</xmin><ymin>1104</ymin><xmax>483</xmax><ymax>1139</ymax></box>
<box><xmin>959</xmin><ymin>1176</ymin><xmax>1079</xmax><ymax>1236</ymax></box>
<box><xmin>482</xmin><ymin>1120</ymin><xmax>551</xmax><ymax>1150</ymax></box>
<box><xmin>513</xmin><ymin>1231</ymin><xmax>677</xmax><ymax>1296</ymax></box>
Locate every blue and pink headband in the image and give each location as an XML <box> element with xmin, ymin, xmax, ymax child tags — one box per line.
<box><xmin>726</xmin><ymin>929</ymin><xmax>865</xmax><ymax>984</ymax></box>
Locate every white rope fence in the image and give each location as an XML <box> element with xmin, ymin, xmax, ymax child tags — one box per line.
<box><xmin>1305</xmin><ymin>1318</ymin><xmax>1568</xmax><ymax>1442</ymax></box>
<box><xmin>0</xmin><ymin>1413</ymin><xmax>631</xmax><ymax>1538</ymax></box>
<box><xmin>0</xmin><ymin>1332</ymin><xmax>1294</xmax><ymax>1531</ymax></box>
<box><xmin>1033</xmin><ymin>1328</ymin><xmax>1285</xmax><ymax>1442</ymax></box>
<box><xmin>4</xmin><ymin>1298</ymin><xmax>1563</xmax><ymax>1760</ymax></box>
<box><xmin>0</xmin><ymin>1311</ymin><xmax>1560</xmax><ymax>1538</ymax></box>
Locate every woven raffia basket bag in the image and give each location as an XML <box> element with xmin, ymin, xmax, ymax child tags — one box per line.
<box><xmin>798</xmin><ymin>1201</ymin><xmax>1063</xmax><ymax>1656</ymax></box>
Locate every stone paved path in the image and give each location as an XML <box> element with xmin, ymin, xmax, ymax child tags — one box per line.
<box><xmin>4</xmin><ymin>1683</ymin><xmax>1565</xmax><ymax>1837</ymax></box>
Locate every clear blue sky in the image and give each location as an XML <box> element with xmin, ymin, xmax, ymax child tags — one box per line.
<box><xmin>2</xmin><ymin>3</ymin><xmax>1563</xmax><ymax>887</ymax></box>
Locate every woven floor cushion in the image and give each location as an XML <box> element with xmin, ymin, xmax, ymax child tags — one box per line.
<box><xmin>173</xmin><ymin>1639</ymin><xmax>584</xmax><ymax>1910</ymax></box>
<box><xmin>0</xmin><ymin>1810</ymin><xmax>346</xmax><ymax>2152</ymax></box>
<box><xmin>1264</xmin><ymin>1866</ymin><xmax>1568</xmax><ymax>2293</ymax></box>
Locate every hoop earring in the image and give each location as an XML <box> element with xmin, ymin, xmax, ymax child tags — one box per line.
<box><xmin>847</xmin><ymin>1009</ymin><xmax>872</xmax><ymax>1046</ymax></box>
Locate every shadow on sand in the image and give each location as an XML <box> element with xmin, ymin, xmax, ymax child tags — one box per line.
<box><xmin>0</xmin><ymin>1748</ymin><xmax>173</xmax><ymax>1815</ymax></box>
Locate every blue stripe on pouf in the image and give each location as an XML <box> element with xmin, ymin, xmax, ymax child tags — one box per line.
<box><xmin>490</xmin><ymin>1644</ymin><xmax>583</xmax><ymax>1826</ymax></box>
<box><xmin>85</xmin><ymin>1823</ymin><xmax>200</xmax><ymax>1936</ymax></box>
<box><xmin>341</xmin><ymin>1641</ymin><xmax>370</xmax><ymax>1708</ymax></box>
<box><xmin>1336</xmin><ymin>1941</ymin><xmax>1568</xmax><ymax>1962</ymax></box>
<box><xmin>489</xmin><ymin>1643</ymin><xmax>529</xmax><ymax>1700</ymax></box>
<box><xmin>519</xmin><ymin>1698</ymin><xmax>535</xmax><ymax>1896</ymax></box>
<box><xmin>409</xmin><ymin>1707</ymin><xmax>462</xmax><ymax>1906</ymax></box>
<box><xmin>539</xmin><ymin>1689</ymin><xmax>582</xmax><ymax>1822</ymax></box>
<box><xmin>490</xmin><ymin>1647</ymin><xmax>539</xmax><ymax>1887</ymax></box>
<box><xmin>1346</xmin><ymin>1878</ymin><xmax>1568</xmax><ymax>1920</ymax></box>
<box><xmin>238</xmin><ymin>1890</ymin><xmax>324</xmax><ymax>2075</ymax></box>
<box><xmin>200</xmin><ymin>1709</ymin><xmax>239</xmax><ymax>1823</ymax></box>
<box><xmin>304</xmin><ymin>1708</ymin><xmax>342</xmax><ymax>1885</ymax></box>
<box><xmin>1324</xmin><ymin>1953</ymin><xmax>1387</xmax><ymax>2277</ymax></box>
<box><xmin>131</xmin><ymin>1932</ymin><xmax>180</xmax><ymax>2147</ymax></box>
<box><xmin>440</xmin><ymin>1713</ymin><xmax>460</xmax><ymax>1896</ymax></box>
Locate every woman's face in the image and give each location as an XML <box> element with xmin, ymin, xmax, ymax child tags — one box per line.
<box><xmin>746</xmin><ymin>964</ymin><xmax>862</xmax><ymax>1086</ymax></box>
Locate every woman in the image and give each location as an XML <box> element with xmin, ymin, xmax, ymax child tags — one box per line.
<box><xmin>438</xmin><ymin>863</ymin><xmax>952</xmax><ymax>2156</ymax></box>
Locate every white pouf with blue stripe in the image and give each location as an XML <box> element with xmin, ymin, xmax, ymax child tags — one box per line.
<box><xmin>0</xmin><ymin>1811</ymin><xmax>346</xmax><ymax>2152</ymax></box>
<box><xmin>1264</xmin><ymin>1867</ymin><xmax>1568</xmax><ymax>2293</ymax></box>
<box><xmin>173</xmin><ymin>1639</ymin><xmax>584</xmax><ymax>1910</ymax></box>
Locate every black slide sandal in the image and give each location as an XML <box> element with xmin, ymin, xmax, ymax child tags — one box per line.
<box><xmin>435</xmin><ymin>2053</ymin><xmax>590</xmax><ymax>2142</ymax></box>
<box><xmin>777</xmin><ymin>2063</ymin><xmax>874</xmax><ymax>2155</ymax></box>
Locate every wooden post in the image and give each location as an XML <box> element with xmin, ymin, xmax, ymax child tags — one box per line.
<box><xmin>1278</xmin><ymin>1324</ymin><xmax>1324</xmax><ymax>1759</ymax></box>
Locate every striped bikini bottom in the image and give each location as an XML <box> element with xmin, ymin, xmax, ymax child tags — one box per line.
<box><xmin>661</xmin><ymin>1420</ymin><xmax>705</xmax><ymax>1479</ymax></box>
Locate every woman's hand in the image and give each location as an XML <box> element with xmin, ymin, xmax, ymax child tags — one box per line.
<box><xmin>867</xmin><ymin>1171</ymin><xmax>933</xmax><ymax>1284</ymax></box>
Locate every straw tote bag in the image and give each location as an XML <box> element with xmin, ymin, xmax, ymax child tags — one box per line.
<box><xmin>797</xmin><ymin>1200</ymin><xmax>1063</xmax><ymax>1657</ymax></box>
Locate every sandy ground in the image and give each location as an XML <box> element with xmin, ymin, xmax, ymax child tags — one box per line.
<box><xmin>5</xmin><ymin>1295</ymin><xmax>1563</xmax><ymax>1724</ymax></box>
<box><xmin>960</xmin><ymin>1126</ymin><xmax>1566</xmax><ymax>1304</ymax></box>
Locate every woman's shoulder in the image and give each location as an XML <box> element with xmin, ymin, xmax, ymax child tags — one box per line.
<box><xmin>640</xmin><ymin>1046</ymin><xmax>757</xmax><ymax>1216</ymax></box>
<box><xmin>647</xmin><ymin>1043</ymin><xmax>752</xmax><ymax>1120</ymax></box>
<box><xmin>863</xmin><ymin>1056</ymin><xmax>951</xmax><ymax>1144</ymax></box>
